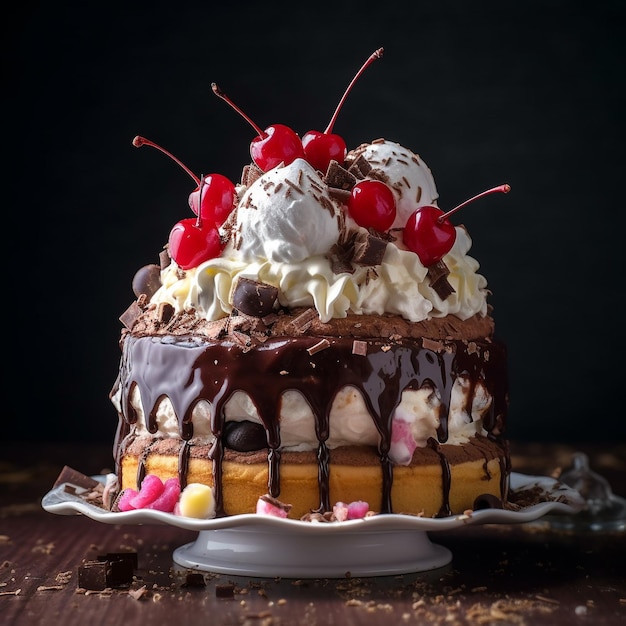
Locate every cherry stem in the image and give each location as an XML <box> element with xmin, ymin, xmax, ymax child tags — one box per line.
<box><xmin>211</xmin><ymin>83</ymin><xmax>266</xmax><ymax>138</ymax></box>
<box><xmin>324</xmin><ymin>47</ymin><xmax>384</xmax><ymax>134</ymax></box>
<box><xmin>132</xmin><ymin>136</ymin><xmax>200</xmax><ymax>185</ymax></box>
<box><xmin>439</xmin><ymin>184</ymin><xmax>511</xmax><ymax>222</ymax></box>
<box><xmin>196</xmin><ymin>175</ymin><xmax>205</xmax><ymax>228</ymax></box>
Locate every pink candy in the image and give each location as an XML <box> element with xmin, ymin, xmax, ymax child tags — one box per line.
<box><xmin>390</xmin><ymin>418</ymin><xmax>418</xmax><ymax>465</ymax></box>
<box><xmin>256</xmin><ymin>495</ymin><xmax>291</xmax><ymax>518</ymax></box>
<box><xmin>146</xmin><ymin>478</ymin><xmax>181</xmax><ymax>511</ymax></box>
<box><xmin>333</xmin><ymin>500</ymin><xmax>370</xmax><ymax>521</ymax></box>
<box><xmin>116</xmin><ymin>475</ymin><xmax>181</xmax><ymax>513</ymax></box>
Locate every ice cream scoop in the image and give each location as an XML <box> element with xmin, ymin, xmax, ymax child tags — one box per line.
<box><xmin>347</xmin><ymin>140</ymin><xmax>438</xmax><ymax>230</ymax></box>
<box><xmin>233</xmin><ymin>158</ymin><xmax>341</xmax><ymax>263</ymax></box>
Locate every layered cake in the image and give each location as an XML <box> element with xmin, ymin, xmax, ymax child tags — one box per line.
<box><xmin>110</xmin><ymin>50</ymin><xmax>510</xmax><ymax>519</ymax></box>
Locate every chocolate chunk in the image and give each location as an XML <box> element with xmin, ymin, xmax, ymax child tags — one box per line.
<box><xmin>241</xmin><ymin>162</ymin><xmax>263</xmax><ymax>187</ymax></box>
<box><xmin>119</xmin><ymin>301</ymin><xmax>143</xmax><ymax>330</ymax></box>
<box><xmin>352</xmin><ymin>340</ymin><xmax>368</xmax><ymax>356</ymax></box>
<box><xmin>157</xmin><ymin>301</ymin><xmax>175</xmax><ymax>324</ymax></box>
<box><xmin>53</xmin><ymin>466</ymin><xmax>100</xmax><ymax>490</ymax></box>
<box><xmin>288</xmin><ymin>308</ymin><xmax>318</xmax><ymax>333</ymax></box>
<box><xmin>427</xmin><ymin>260</ymin><xmax>456</xmax><ymax>300</ymax></box>
<box><xmin>324</xmin><ymin>160</ymin><xmax>356</xmax><ymax>190</ymax></box>
<box><xmin>215</xmin><ymin>583</ymin><xmax>235</xmax><ymax>598</ymax></box>
<box><xmin>307</xmin><ymin>338</ymin><xmax>330</xmax><ymax>355</ymax></box>
<box><xmin>329</xmin><ymin>243</ymin><xmax>356</xmax><ymax>275</ymax></box>
<box><xmin>182</xmin><ymin>572</ymin><xmax>206</xmax><ymax>588</ymax></box>
<box><xmin>159</xmin><ymin>248</ymin><xmax>171</xmax><ymax>270</ymax></box>
<box><xmin>132</xmin><ymin>264</ymin><xmax>162</xmax><ymax>299</ymax></box>
<box><xmin>352</xmin><ymin>231</ymin><xmax>388</xmax><ymax>266</ymax></box>
<box><xmin>97</xmin><ymin>552</ymin><xmax>138</xmax><ymax>569</ymax></box>
<box><xmin>223</xmin><ymin>420</ymin><xmax>267</xmax><ymax>452</ymax></box>
<box><xmin>78</xmin><ymin>561</ymin><xmax>109</xmax><ymax>591</ymax></box>
<box><xmin>232</xmin><ymin>277</ymin><xmax>279</xmax><ymax>317</ymax></box>
<box><xmin>346</xmin><ymin>154</ymin><xmax>372</xmax><ymax>179</ymax></box>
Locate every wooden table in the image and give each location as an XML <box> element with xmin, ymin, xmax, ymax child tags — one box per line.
<box><xmin>2</xmin><ymin>442</ymin><xmax>625</xmax><ymax>625</ymax></box>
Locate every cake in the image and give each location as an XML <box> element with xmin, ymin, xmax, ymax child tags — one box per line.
<box><xmin>110</xmin><ymin>49</ymin><xmax>511</xmax><ymax>520</ymax></box>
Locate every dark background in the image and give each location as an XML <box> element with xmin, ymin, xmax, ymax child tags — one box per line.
<box><xmin>6</xmin><ymin>1</ymin><xmax>625</xmax><ymax>447</ymax></box>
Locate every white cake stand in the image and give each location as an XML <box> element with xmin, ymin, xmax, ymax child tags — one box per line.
<box><xmin>42</xmin><ymin>473</ymin><xmax>584</xmax><ymax>578</ymax></box>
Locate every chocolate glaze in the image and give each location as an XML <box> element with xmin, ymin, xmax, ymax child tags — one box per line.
<box><xmin>114</xmin><ymin>333</ymin><xmax>508</xmax><ymax>517</ymax></box>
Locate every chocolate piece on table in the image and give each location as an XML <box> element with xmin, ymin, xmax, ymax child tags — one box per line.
<box><xmin>182</xmin><ymin>572</ymin><xmax>206</xmax><ymax>588</ymax></box>
<box><xmin>53</xmin><ymin>466</ymin><xmax>100</xmax><ymax>490</ymax></box>
<box><xmin>232</xmin><ymin>277</ymin><xmax>279</xmax><ymax>317</ymax></box>
<box><xmin>352</xmin><ymin>231</ymin><xmax>388</xmax><ymax>266</ymax></box>
<box><xmin>215</xmin><ymin>583</ymin><xmax>235</xmax><ymax>598</ymax></box>
<box><xmin>132</xmin><ymin>264</ymin><xmax>162</xmax><ymax>299</ymax></box>
<box><xmin>78</xmin><ymin>561</ymin><xmax>109</xmax><ymax>591</ymax></box>
<box><xmin>97</xmin><ymin>552</ymin><xmax>139</xmax><ymax>569</ymax></box>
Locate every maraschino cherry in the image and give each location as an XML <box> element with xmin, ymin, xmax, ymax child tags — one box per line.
<box><xmin>302</xmin><ymin>47</ymin><xmax>384</xmax><ymax>173</ymax></box>
<box><xmin>404</xmin><ymin>184</ymin><xmax>511</xmax><ymax>266</ymax></box>
<box><xmin>188</xmin><ymin>173</ymin><xmax>236</xmax><ymax>227</ymax></box>
<box><xmin>132</xmin><ymin>136</ymin><xmax>225</xmax><ymax>269</ymax></box>
<box><xmin>347</xmin><ymin>179</ymin><xmax>396</xmax><ymax>231</ymax></box>
<box><xmin>212</xmin><ymin>83</ymin><xmax>304</xmax><ymax>172</ymax></box>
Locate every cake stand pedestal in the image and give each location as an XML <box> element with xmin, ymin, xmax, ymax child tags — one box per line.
<box><xmin>173</xmin><ymin>525</ymin><xmax>451</xmax><ymax>578</ymax></box>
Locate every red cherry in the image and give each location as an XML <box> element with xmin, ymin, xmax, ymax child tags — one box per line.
<box><xmin>403</xmin><ymin>184</ymin><xmax>511</xmax><ymax>266</ymax></box>
<box><xmin>250</xmin><ymin>124</ymin><xmax>305</xmax><ymax>172</ymax></box>
<box><xmin>168</xmin><ymin>217</ymin><xmax>222</xmax><ymax>270</ymax></box>
<box><xmin>301</xmin><ymin>129</ymin><xmax>347</xmax><ymax>172</ymax></box>
<box><xmin>347</xmin><ymin>180</ymin><xmax>396</xmax><ymax>232</ymax></box>
<box><xmin>188</xmin><ymin>173</ymin><xmax>236</xmax><ymax>226</ymax></box>
<box><xmin>302</xmin><ymin>47</ymin><xmax>383</xmax><ymax>173</ymax></box>
<box><xmin>403</xmin><ymin>206</ymin><xmax>456</xmax><ymax>267</ymax></box>
<box><xmin>212</xmin><ymin>83</ymin><xmax>304</xmax><ymax>172</ymax></box>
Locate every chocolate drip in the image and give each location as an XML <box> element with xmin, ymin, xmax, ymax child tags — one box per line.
<box><xmin>116</xmin><ymin>333</ymin><xmax>508</xmax><ymax>515</ymax></box>
<box><xmin>428</xmin><ymin>438</ymin><xmax>452</xmax><ymax>517</ymax></box>
<box><xmin>178</xmin><ymin>441</ymin><xmax>190</xmax><ymax>490</ymax></box>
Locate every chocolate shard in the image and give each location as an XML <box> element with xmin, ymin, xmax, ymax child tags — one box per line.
<box><xmin>232</xmin><ymin>277</ymin><xmax>279</xmax><ymax>317</ymax></box>
<box><xmin>132</xmin><ymin>264</ymin><xmax>162</xmax><ymax>299</ymax></box>
<box><xmin>328</xmin><ymin>243</ymin><xmax>356</xmax><ymax>275</ymax></box>
<box><xmin>157</xmin><ymin>301</ymin><xmax>175</xmax><ymax>324</ymax></box>
<box><xmin>327</xmin><ymin>187</ymin><xmax>352</xmax><ymax>203</ymax></box>
<box><xmin>53</xmin><ymin>466</ymin><xmax>100</xmax><ymax>490</ymax></box>
<box><xmin>159</xmin><ymin>248</ymin><xmax>171</xmax><ymax>270</ymax></box>
<box><xmin>352</xmin><ymin>340</ymin><xmax>368</xmax><ymax>356</ymax></box>
<box><xmin>288</xmin><ymin>308</ymin><xmax>318</xmax><ymax>333</ymax></box>
<box><xmin>346</xmin><ymin>154</ymin><xmax>372</xmax><ymax>179</ymax></box>
<box><xmin>427</xmin><ymin>260</ymin><xmax>456</xmax><ymax>300</ymax></box>
<box><xmin>352</xmin><ymin>231</ymin><xmax>388</xmax><ymax>266</ymax></box>
<box><xmin>324</xmin><ymin>160</ymin><xmax>357</xmax><ymax>190</ymax></box>
<box><xmin>241</xmin><ymin>162</ymin><xmax>263</xmax><ymax>187</ymax></box>
<box><xmin>119</xmin><ymin>301</ymin><xmax>143</xmax><ymax>330</ymax></box>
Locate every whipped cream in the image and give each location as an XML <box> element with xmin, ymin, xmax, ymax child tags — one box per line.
<box><xmin>150</xmin><ymin>140</ymin><xmax>488</xmax><ymax>324</ymax></box>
